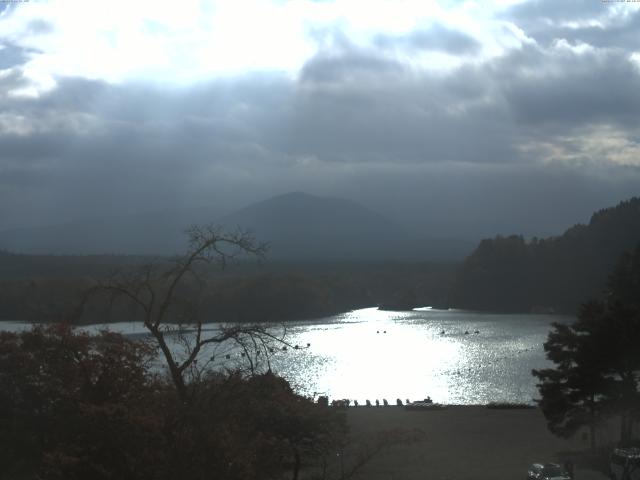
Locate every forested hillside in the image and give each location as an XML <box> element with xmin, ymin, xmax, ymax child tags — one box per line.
<box><xmin>0</xmin><ymin>252</ymin><xmax>455</xmax><ymax>323</ymax></box>
<box><xmin>452</xmin><ymin>197</ymin><xmax>640</xmax><ymax>313</ymax></box>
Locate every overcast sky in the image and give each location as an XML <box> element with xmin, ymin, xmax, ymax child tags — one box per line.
<box><xmin>1</xmin><ymin>0</ymin><xmax>639</xmax><ymax>238</ymax></box>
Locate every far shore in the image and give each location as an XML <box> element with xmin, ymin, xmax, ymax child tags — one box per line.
<box><xmin>340</xmin><ymin>405</ymin><xmax>609</xmax><ymax>480</ymax></box>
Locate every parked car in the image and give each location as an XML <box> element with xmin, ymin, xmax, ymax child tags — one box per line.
<box><xmin>527</xmin><ymin>463</ymin><xmax>571</xmax><ymax>480</ymax></box>
<box><xmin>610</xmin><ymin>448</ymin><xmax>640</xmax><ymax>480</ymax></box>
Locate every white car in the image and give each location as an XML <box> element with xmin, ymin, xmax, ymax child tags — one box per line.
<box><xmin>610</xmin><ymin>448</ymin><xmax>640</xmax><ymax>480</ymax></box>
<box><xmin>527</xmin><ymin>463</ymin><xmax>571</xmax><ymax>480</ymax></box>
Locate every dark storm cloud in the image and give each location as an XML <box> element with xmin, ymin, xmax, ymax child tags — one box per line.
<box><xmin>299</xmin><ymin>46</ymin><xmax>405</xmax><ymax>83</ymax></box>
<box><xmin>505</xmin><ymin>0</ymin><xmax>640</xmax><ymax>49</ymax></box>
<box><xmin>0</xmin><ymin>64</ymin><xmax>31</xmax><ymax>93</ymax></box>
<box><xmin>505</xmin><ymin>0</ymin><xmax>607</xmax><ymax>28</ymax></box>
<box><xmin>284</xmin><ymin>83</ymin><xmax>516</xmax><ymax>164</ymax></box>
<box><xmin>293</xmin><ymin>40</ymin><xmax>515</xmax><ymax>163</ymax></box>
<box><xmin>0</xmin><ymin>42</ymin><xmax>34</xmax><ymax>69</ymax></box>
<box><xmin>374</xmin><ymin>24</ymin><xmax>481</xmax><ymax>55</ymax></box>
<box><xmin>0</xmin><ymin>131</ymin><xmax>70</xmax><ymax>163</ymax></box>
<box><xmin>1</xmin><ymin>1</ymin><xmax>640</xmax><ymax>235</ymax></box>
<box><xmin>0</xmin><ymin>73</ymin><xmax>305</xmax><ymax>228</ymax></box>
<box><xmin>486</xmin><ymin>44</ymin><xmax>640</xmax><ymax>129</ymax></box>
<box><xmin>0</xmin><ymin>47</ymin><xmax>635</xmax><ymax>169</ymax></box>
<box><xmin>558</xmin><ymin>11</ymin><xmax>640</xmax><ymax>50</ymax></box>
<box><xmin>291</xmin><ymin>35</ymin><xmax>640</xmax><ymax>164</ymax></box>
<box><xmin>0</xmin><ymin>165</ymin><xmax>47</xmax><ymax>188</ymax></box>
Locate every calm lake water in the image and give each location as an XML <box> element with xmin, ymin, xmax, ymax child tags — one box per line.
<box><xmin>0</xmin><ymin>307</ymin><xmax>572</xmax><ymax>405</ymax></box>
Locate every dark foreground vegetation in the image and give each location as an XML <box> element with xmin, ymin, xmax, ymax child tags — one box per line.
<box><xmin>534</xmin><ymin>244</ymin><xmax>640</xmax><ymax>449</ymax></box>
<box><xmin>0</xmin><ymin>324</ymin><xmax>348</xmax><ymax>480</ymax></box>
<box><xmin>454</xmin><ymin>197</ymin><xmax>640</xmax><ymax>313</ymax></box>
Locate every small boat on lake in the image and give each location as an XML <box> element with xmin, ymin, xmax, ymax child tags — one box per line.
<box><xmin>377</xmin><ymin>303</ymin><xmax>417</xmax><ymax>311</ymax></box>
<box><xmin>405</xmin><ymin>398</ymin><xmax>446</xmax><ymax>411</ymax></box>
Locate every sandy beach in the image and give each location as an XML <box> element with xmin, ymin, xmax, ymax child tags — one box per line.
<box><xmin>341</xmin><ymin>406</ymin><xmax>608</xmax><ymax>480</ymax></box>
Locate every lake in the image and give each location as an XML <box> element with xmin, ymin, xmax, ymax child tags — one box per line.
<box><xmin>0</xmin><ymin>307</ymin><xmax>571</xmax><ymax>405</ymax></box>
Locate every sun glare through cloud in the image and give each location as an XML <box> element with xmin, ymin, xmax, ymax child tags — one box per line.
<box><xmin>0</xmin><ymin>0</ymin><xmax>540</xmax><ymax>92</ymax></box>
<box><xmin>0</xmin><ymin>0</ymin><xmax>639</xmax><ymax>235</ymax></box>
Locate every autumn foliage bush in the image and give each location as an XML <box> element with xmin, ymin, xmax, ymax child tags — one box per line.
<box><xmin>0</xmin><ymin>324</ymin><xmax>165</xmax><ymax>479</ymax></box>
<box><xmin>0</xmin><ymin>324</ymin><xmax>345</xmax><ymax>480</ymax></box>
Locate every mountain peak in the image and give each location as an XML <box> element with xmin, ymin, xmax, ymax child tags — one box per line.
<box><xmin>259</xmin><ymin>191</ymin><xmax>341</xmax><ymax>205</ymax></box>
<box><xmin>220</xmin><ymin>192</ymin><xmax>408</xmax><ymax>259</ymax></box>
<box><xmin>273</xmin><ymin>191</ymin><xmax>315</xmax><ymax>200</ymax></box>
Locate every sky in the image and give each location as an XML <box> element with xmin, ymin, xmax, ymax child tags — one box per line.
<box><xmin>1</xmin><ymin>0</ymin><xmax>639</xmax><ymax>239</ymax></box>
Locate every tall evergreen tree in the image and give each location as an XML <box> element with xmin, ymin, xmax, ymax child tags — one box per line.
<box><xmin>533</xmin><ymin>245</ymin><xmax>640</xmax><ymax>447</ymax></box>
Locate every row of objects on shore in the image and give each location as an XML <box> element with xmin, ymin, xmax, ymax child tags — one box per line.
<box><xmin>317</xmin><ymin>396</ymin><xmax>446</xmax><ymax>410</ymax></box>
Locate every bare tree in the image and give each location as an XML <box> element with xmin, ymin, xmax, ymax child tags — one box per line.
<box><xmin>76</xmin><ymin>225</ymin><xmax>286</xmax><ymax>403</ymax></box>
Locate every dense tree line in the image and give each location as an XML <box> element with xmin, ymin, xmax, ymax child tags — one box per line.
<box><xmin>0</xmin><ymin>258</ymin><xmax>456</xmax><ymax>323</ymax></box>
<box><xmin>452</xmin><ymin>197</ymin><xmax>640</xmax><ymax>313</ymax></box>
<box><xmin>0</xmin><ymin>250</ymin><xmax>155</xmax><ymax>280</ymax></box>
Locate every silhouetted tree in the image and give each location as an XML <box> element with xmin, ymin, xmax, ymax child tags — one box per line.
<box><xmin>77</xmin><ymin>225</ymin><xmax>285</xmax><ymax>403</ymax></box>
<box><xmin>533</xmin><ymin>245</ymin><xmax>640</xmax><ymax>447</ymax></box>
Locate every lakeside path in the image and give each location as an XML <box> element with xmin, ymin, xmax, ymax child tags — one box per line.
<box><xmin>344</xmin><ymin>406</ymin><xmax>608</xmax><ymax>480</ymax></box>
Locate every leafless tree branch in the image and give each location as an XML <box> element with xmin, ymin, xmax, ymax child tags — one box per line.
<box><xmin>76</xmin><ymin>224</ymin><xmax>280</xmax><ymax>403</ymax></box>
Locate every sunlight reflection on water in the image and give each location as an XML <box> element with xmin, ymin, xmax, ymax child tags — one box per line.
<box><xmin>267</xmin><ymin>307</ymin><xmax>572</xmax><ymax>405</ymax></box>
<box><xmin>0</xmin><ymin>307</ymin><xmax>572</xmax><ymax>405</ymax></box>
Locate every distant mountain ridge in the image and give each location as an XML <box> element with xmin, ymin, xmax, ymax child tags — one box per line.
<box><xmin>218</xmin><ymin>192</ymin><xmax>470</xmax><ymax>260</ymax></box>
<box><xmin>452</xmin><ymin>197</ymin><xmax>640</xmax><ymax>313</ymax></box>
<box><xmin>0</xmin><ymin>206</ymin><xmax>226</xmax><ymax>255</ymax></box>
<box><xmin>220</xmin><ymin>192</ymin><xmax>408</xmax><ymax>260</ymax></box>
<box><xmin>0</xmin><ymin>192</ymin><xmax>472</xmax><ymax>260</ymax></box>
